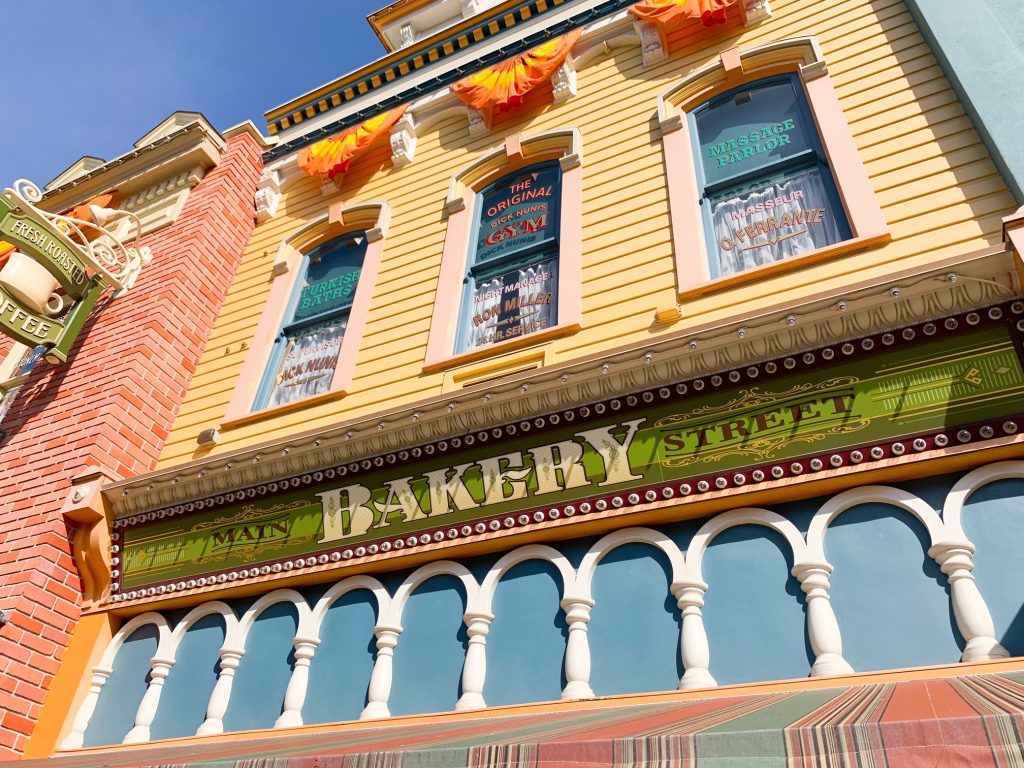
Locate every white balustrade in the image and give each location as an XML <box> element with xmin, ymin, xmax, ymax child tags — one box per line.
<box><xmin>195</xmin><ymin>648</ymin><xmax>244</xmax><ymax>736</ymax></box>
<box><xmin>792</xmin><ymin>562</ymin><xmax>854</xmax><ymax>677</ymax></box>
<box><xmin>929</xmin><ymin>541</ymin><xmax>1010</xmax><ymax>662</ymax></box>
<box><xmin>122</xmin><ymin>657</ymin><xmax>174</xmax><ymax>744</ymax></box>
<box><xmin>455</xmin><ymin>612</ymin><xmax>493</xmax><ymax>710</ymax></box>
<box><xmin>361</xmin><ymin>625</ymin><xmax>401</xmax><ymax>719</ymax></box>
<box><xmin>560</xmin><ymin>597</ymin><xmax>595</xmax><ymax>700</ymax></box>
<box><xmin>673</xmin><ymin>581</ymin><xmax>717</xmax><ymax>690</ymax></box>
<box><xmin>274</xmin><ymin>637</ymin><xmax>321</xmax><ymax>728</ymax></box>
<box><xmin>59</xmin><ymin>666</ymin><xmax>112</xmax><ymax>750</ymax></box>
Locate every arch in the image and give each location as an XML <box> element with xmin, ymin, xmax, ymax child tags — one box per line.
<box><xmin>234</xmin><ymin>589</ymin><xmax>311</xmax><ymax>647</ymax></box>
<box><xmin>657</xmin><ymin>36</ymin><xmax>825</xmax><ymax>123</ymax></box>
<box><xmin>165</xmin><ymin>601</ymin><xmax>237</xmax><ymax>659</ymax></box>
<box><xmin>306</xmin><ymin>575</ymin><xmax>391</xmax><ymax>639</ymax></box>
<box><xmin>476</xmin><ymin>545</ymin><xmax>575</xmax><ymax>615</ymax></box>
<box><xmin>99</xmin><ymin>612</ymin><xmax>172</xmax><ymax>670</ymax></box>
<box><xmin>685</xmin><ymin>509</ymin><xmax>808</xmax><ymax>583</ymax></box>
<box><xmin>575</xmin><ymin>528</ymin><xmax>684</xmax><ymax>602</ymax></box>
<box><xmin>223</xmin><ymin>201</ymin><xmax>392</xmax><ymax>420</ymax></box>
<box><xmin>444</xmin><ymin>128</ymin><xmax>583</xmax><ymax>213</ymax></box>
<box><xmin>943</xmin><ymin>461</ymin><xmax>1024</xmax><ymax>540</ymax></box>
<box><xmin>387</xmin><ymin>560</ymin><xmax>479</xmax><ymax>627</ymax></box>
<box><xmin>808</xmin><ymin>486</ymin><xmax>948</xmax><ymax>562</ymax></box>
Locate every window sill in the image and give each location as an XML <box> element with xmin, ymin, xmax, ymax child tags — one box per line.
<box><xmin>423</xmin><ymin>322</ymin><xmax>580</xmax><ymax>375</ymax></box>
<box><xmin>220</xmin><ymin>387</ymin><xmax>349</xmax><ymax>430</ymax></box>
<box><xmin>678</xmin><ymin>230</ymin><xmax>891</xmax><ymax>302</ymax></box>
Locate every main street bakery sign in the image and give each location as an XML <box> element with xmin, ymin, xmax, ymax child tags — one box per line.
<box><xmin>116</xmin><ymin>306</ymin><xmax>1024</xmax><ymax>595</ymax></box>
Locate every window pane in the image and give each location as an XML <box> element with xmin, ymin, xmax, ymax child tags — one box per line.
<box><xmin>708</xmin><ymin>167</ymin><xmax>844</xmax><ymax>277</ymax></box>
<box><xmin>475</xmin><ymin>165</ymin><xmax>560</xmax><ymax>264</ymax></box>
<box><xmin>292</xmin><ymin>239</ymin><xmax>364</xmax><ymax>325</ymax></box>
<box><xmin>696</xmin><ymin>80</ymin><xmax>812</xmax><ymax>186</ymax></box>
<box><xmin>266</xmin><ymin>317</ymin><xmax>347</xmax><ymax>408</ymax></box>
<box><xmin>461</xmin><ymin>257</ymin><xmax>557</xmax><ymax>351</ymax></box>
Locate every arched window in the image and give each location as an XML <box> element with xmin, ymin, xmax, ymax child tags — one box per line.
<box><xmin>457</xmin><ymin>162</ymin><xmax>562</xmax><ymax>352</ymax></box>
<box><xmin>255</xmin><ymin>234</ymin><xmax>367</xmax><ymax>410</ymax></box>
<box><xmin>690</xmin><ymin>75</ymin><xmax>849</xmax><ymax>279</ymax></box>
<box><xmin>656</xmin><ymin>38</ymin><xmax>889</xmax><ymax>298</ymax></box>
<box><xmin>223</xmin><ymin>202</ymin><xmax>390</xmax><ymax>423</ymax></box>
<box><xmin>424</xmin><ymin>129</ymin><xmax>583</xmax><ymax>371</ymax></box>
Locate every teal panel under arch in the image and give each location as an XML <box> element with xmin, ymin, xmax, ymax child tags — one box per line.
<box><xmin>389</xmin><ymin>575</ymin><xmax>466</xmax><ymax>716</ymax></box>
<box><xmin>588</xmin><ymin>543</ymin><xmax>681</xmax><ymax>696</ymax></box>
<box><xmin>223</xmin><ymin>601</ymin><xmax>297</xmax><ymax>733</ymax></box>
<box><xmin>961</xmin><ymin>478</ymin><xmax>1024</xmax><ymax>655</ymax></box>
<box><xmin>826</xmin><ymin>504</ymin><xmax>963</xmax><ymax>671</ymax></box>
<box><xmin>83</xmin><ymin>623</ymin><xmax>160</xmax><ymax>748</ymax></box>
<box><xmin>304</xmin><ymin>590</ymin><xmax>378</xmax><ymax>724</ymax></box>
<box><xmin>149</xmin><ymin>613</ymin><xmax>225</xmax><ymax>741</ymax></box>
<box><xmin>484</xmin><ymin>559</ymin><xmax>566</xmax><ymax>706</ymax></box>
<box><xmin>701</xmin><ymin>525</ymin><xmax>810</xmax><ymax>686</ymax></box>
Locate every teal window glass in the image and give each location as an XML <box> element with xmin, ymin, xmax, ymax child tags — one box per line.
<box><xmin>691</xmin><ymin>76</ymin><xmax>850</xmax><ymax>278</ymax></box>
<box><xmin>255</xmin><ymin>234</ymin><xmax>366</xmax><ymax>409</ymax></box>
<box><xmin>456</xmin><ymin>163</ymin><xmax>561</xmax><ymax>353</ymax></box>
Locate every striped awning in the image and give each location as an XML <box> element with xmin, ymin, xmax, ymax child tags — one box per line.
<box><xmin>27</xmin><ymin>671</ymin><xmax>1024</xmax><ymax>767</ymax></box>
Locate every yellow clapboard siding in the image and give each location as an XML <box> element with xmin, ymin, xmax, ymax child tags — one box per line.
<box><xmin>156</xmin><ymin>0</ymin><xmax>1018</xmax><ymax>467</ymax></box>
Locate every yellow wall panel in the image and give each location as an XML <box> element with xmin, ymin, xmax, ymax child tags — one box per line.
<box><xmin>157</xmin><ymin>0</ymin><xmax>1018</xmax><ymax>466</ymax></box>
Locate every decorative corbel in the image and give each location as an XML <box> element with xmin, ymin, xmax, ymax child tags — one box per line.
<box><xmin>390</xmin><ymin>115</ymin><xmax>418</xmax><ymax>168</ymax></box>
<box><xmin>634</xmin><ymin>20</ymin><xmax>667</xmax><ymax>67</ymax></box>
<box><xmin>551</xmin><ymin>58</ymin><xmax>578</xmax><ymax>104</ymax></box>
<box><xmin>61</xmin><ymin>468</ymin><xmax>118</xmax><ymax>610</ymax></box>
<box><xmin>741</xmin><ymin>0</ymin><xmax>772</xmax><ymax>26</ymax></box>
<box><xmin>1003</xmin><ymin>205</ymin><xmax>1024</xmax><ymax>288</ymax></box>
<box><xmin>254</xmin><ymin>168</ymin><xmax>282</xmax><ymax>224</ymax></box>
<box><xmin>466</xmin><ymin>107</ymin><xmax>488</xmax><ymax>136</ymax></box>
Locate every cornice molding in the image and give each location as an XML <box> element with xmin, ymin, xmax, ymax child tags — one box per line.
<box><xmin>42</xmin><ymin>123</ymin><xmax>225</xmax><ymax>216</ymax></box>
<box><xmin>107</xmin><ymin>246</ymin><xmax>1019</xmax><ymax>516</ymax></box>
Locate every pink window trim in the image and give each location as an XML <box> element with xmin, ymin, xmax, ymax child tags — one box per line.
<box><xmin>424</xmin><ymin>132</ymin><xmax>584</xmax><ymax>371</ymax></box>
<box><xmin>658</xmin><ymin>39</ymin><xmax>889</xmax><ymax>299</ymax></box>
<box><xmin>223</xmin><ymin>205</ymin><xmax>390</xmax><ymax>425</ymax></box>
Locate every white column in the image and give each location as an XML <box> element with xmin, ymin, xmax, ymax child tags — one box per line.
<box><xmin>930</xmin><ymin>542</ymin><xmax>1010</xmax><ymax>662</ymax></box>
<box><xmin>674</xmin><ymin>582</ymin><xmax>717</xmax><ymax>690</ymax></box>
<box><xmin>122</xmin><ymin>657</ymin><xmax>174</xmax><ymax>744</ymax></box>
<box><xmin>455</xmin><ymin>612</ymin><xmax>493</xmax><ymax>710</ymax></box>
<box><xmin>59</xmin><ymin>667</ymin><xmax>111</xmax><ymax>750</ymax></box>
<box><xmin>792</xmin><ymin>563</ymin><xmax>854</xmax><ymax>677</ymax></box>
<box><xmin>274</xmin><ymin>637</ymin><xmax>320</xmax><ymax>728</ymax></box>
<box><xmin>360</xmin><ymin>624</ymin><xmax>401</xmax><ymax>719</ymax></box>
<box><xmin>195</xmin><ymin>647</ymin><xmax>244</xmax><ymax>736</ymax></box>
<box><xmin>560</xmin><ymin>598</ymin><xmax>595</xmax><ymax>700</ymax></box>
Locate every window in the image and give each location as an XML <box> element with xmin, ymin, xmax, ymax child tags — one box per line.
<box><xmin>691</xmin><ymin>75</ymin><xmax>850</xmax><ymax>279</ymax></box>
<box><xmin>456</xmin><ymin>163</ymin><xmax>562</xmax><ymax>353</ymax></box>
<box><xmin>424</xmin><ymin>129</ymin><xmax>583</xmax><ymax>371</ymax></box>
<box><xmin>254</xmin><ymin>234</ymin><xmax>367</xmax><ymax>410</ymax></box>
<box><xmin>656</xmin><ymin>38</ymin><xmax>889</xmax><ymax>298</ymax></box>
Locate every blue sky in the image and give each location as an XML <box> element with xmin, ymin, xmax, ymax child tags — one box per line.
<box><xmin>1</xmin><ymin>1</ymin><xmax>390</xmax><ymax>186</ymax></box>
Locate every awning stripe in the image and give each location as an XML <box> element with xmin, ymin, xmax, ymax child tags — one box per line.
<box><xmin>23</xmin><ymin>672</ymin><xmax>1024</xmax><ymax>768</ymax></box>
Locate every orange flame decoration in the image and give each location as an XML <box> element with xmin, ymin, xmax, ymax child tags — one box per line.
<box><xmin>630</xmin><ymin>0</ymin><xmax>737</xmax><ymax>28</ymax></box>
<box><xmin>451</xmin><ymin>31</ymin><xmax>582</xmax><ymax>127</ymax></box>
<box><xmin>298</xmin><ymin>107</ymin><xmax>409</xmax><ymax>181</ymax></box>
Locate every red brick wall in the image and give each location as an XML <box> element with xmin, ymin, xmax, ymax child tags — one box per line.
<box><xmin>0</xmin><ymin>133</ymin><xmax>263</xmax><ymax>756</ymax></box>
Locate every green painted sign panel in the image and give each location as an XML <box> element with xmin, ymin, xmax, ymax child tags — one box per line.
<box><xmin>0</xmin><ymin>195</ymin><xmax>90</xmax><ymax>298</ymax></box>
<box><xmin>120</xmin><ymin>321</ymin><xmax>1024</xmax><ymax>591</ymax></box>
<box><xmin>0</xmin><ymin>285</ymin><xmax>62</xmax><ymax>346</ymax></box>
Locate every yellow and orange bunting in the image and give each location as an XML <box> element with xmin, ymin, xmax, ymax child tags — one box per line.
<box><xmin>451</xmin><ymin>30</ymin><xmax>582</xmax><ymax>127</ymax></box>
<box><xmin>298</xmin><ymin>107</ymin><xmax>408</xmax><ymax>181</ymax></box>
<box><xmin>0</xmin><ymin>240</ymin><xmax>14</xmax><ymax>263</ymax></box>
<box><xmin>630</xmin><ymin>0</ymin><xmax>737</xmax><ymax>30</ymax></box>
